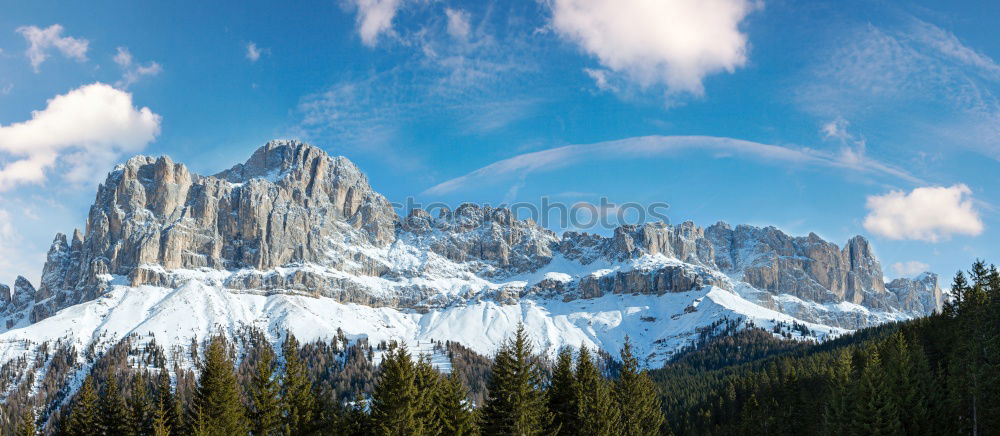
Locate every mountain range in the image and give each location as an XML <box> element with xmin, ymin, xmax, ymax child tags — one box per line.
<box><xmin>0</xmin><ymin>140</ymin><xmax>941</xmax><ymax>381</ymax></box>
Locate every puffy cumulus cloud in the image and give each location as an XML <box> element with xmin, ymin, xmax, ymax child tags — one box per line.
<box><xmin>16</xmin><ymin>24</ymin><xmax>89</xmax><ymax>72</ymax></box>
<box><xmin>0</xmin><ymin>83</ymin><xmax>161</xmax><ymax>190</ymax></box>
<box><xmin>445</xmin><ymin>8</ymin><xmax>471</xmax><ymax>39</ymax></box>
<box><xmin>346</xmin><ymin>0</ymin><xmax>405</xmax><ymax>46</ymax></box>
<box><xmin>863</xmin><ymin>185</ymin><xmax>983</xmax><ymax>242</ymax></box>
<box><xmin>549</xmin><ymin>0</ymin><xmax>759</xmax><ymax>96</ymax></box>
<box><xmin>891</xmin><ymin>261</ymin><xmax>930</xmax><ymax>277</ymax></box>
<box><xmin>113</xmin><ymin>47</ymin><xmax>162</xmax><ymax>89</ymax></box>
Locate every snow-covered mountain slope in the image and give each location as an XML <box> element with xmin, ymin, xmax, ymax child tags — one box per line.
<box><xmin>0</xmin><ymin>274</ymin><xmax>859</xmax><ymax>373</ymax></box>
<box><xmin>0</xmin><ymin>140</ymin><xmax>942</xmax><ymax>392</ymax></box>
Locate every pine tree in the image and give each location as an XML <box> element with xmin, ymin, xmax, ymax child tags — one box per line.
<box><xmin>101</xmin><ymin>372</ymin><xmax>132</xmax><ymax>436</ymax></box>
<box><xmin>574</xmin><ymin>346</ymin><xmax>620</xmax><ymax>436</ymax></box>
<box><xmin>822</xmin><ymin>349</ymin><xmax>854</xmax><ymax>435</ymax></box>
<box><xmin>614</xmin><ymin>338</ymin><xmax>666</xmax><ymax>435</ymax></box>
<box><xmin>129</xmin><ymin>372</ymin><xmax>154</xmax><ymax>436</ymax></box>
<box><xmin>152</xmin><ymin>402</ymin><xmax>171</xmax><ymax>436</ymax></box>
<box><xmin>850</xmin><ymin>347</ymin><xmax>903</xmax><ymax>435</ymax></box>
<box><xmin>17</xmin><ymin>408</ymin><xmax>35</xmax><ymax>436</ymax></box>
<box><xmin>547</xmin><ymin>347</ymin><xmax>578</xmax><ymax>435</ymax></box>
<box><xmin>343</xmin><ymin>392</ymin><xmax>370</xmax><ymax>435</ymax></box>
<box><xmin>248</xmin><ymin>347</ymin><xmax>281</xmax><ymax>436</ymax></box>
<box><xmin>66</xmin><ymin>375</ymin><xmax>101</xmax><ymax>436</ymax></box>
<box><xmin>437</xmin><ymin>372</ymin><xmax>477</xmax><ymax>436</ymax></box>
<box><xmin>191</xmin><ymin>335</ymin><xmax>248</xmax><ymax>436</ymax></box>
<box><xmin>155</xmin><ymin>366</ymin><xmax>181</xmax><ymax>434</ymax></box>
<box><xmin>413</xmin><ymin>357</ymin><xmax>442</xmax><ymax>433</ymax></box>
<box><xmin>369</xmin><ymin>343</ymin><xmax>421</xmax><ymax>435</ymax></box>
<box><xmin>481</xmin><ymin>323</ymin><xmax>550</xmax><ymax>435</ymax></box>
<box><xmin>881</xmin><ymin>332</ymin><xmax>923</xmax><ymax>435</ymax></box>
<box><xmin>281</xmin><ymin>334</ymin><xmax>315</xmax><ymax>435</ymax></box>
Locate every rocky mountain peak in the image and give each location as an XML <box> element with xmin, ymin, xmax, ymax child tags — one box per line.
<box><xmin>886</xmin><ymin>272</ymin><xmax>943</xmax><ymax>314</ymax></box>
<box><xmin>11</xmin><ymin>140</ymin><xmax>940</xmax><ymax>329</ymax></box>
<box><xmin>29</xmin><ymin>141</ymin><xmax>400</xmax><ymax>322</ymax></box>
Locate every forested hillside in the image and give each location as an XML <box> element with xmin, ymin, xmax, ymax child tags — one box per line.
<box><xmin>6</xmin><ymin>261</ymin><xmax>997</xmax><ymax>435</ymax></box>
<box><xmin>653</xmin><ymin>260</ymin><xmax>1000</xmax><ymax>435</ymax></box>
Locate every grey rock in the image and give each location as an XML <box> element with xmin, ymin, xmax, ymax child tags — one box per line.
<box><xmin>20</xmin><ymin>139</ymin><xmax>937</xmax><ymax>328</ymax></box>
<box><xmin>887</xmin><ymin>272</ymin><xmax>942</xmax><ymax>315</ymax></box>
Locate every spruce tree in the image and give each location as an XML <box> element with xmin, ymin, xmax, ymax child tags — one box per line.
<box><xmin>101</xmin><ymin>372</ymin><xmax>131</xmax><ymax>436</ymax></box>
<box><xmin>152</xmin><ymin>402</ymin><xmax>171</xmax><ymax>436</ymax></box>
<box><xmin>248</xmin><ymin>347</ymin><xmax>281</xmax><ymax>436</ymax></box>
<box><xmin>66</xmin><ymin>375</ymin><xmax>101</xmax><ymax>436</ymax></box>
<box><xmin>614</xmin><ymin>338</ymin><xmax>666</xmax><ymax>435</ymax></box>
<box><xmin>17</xmin><ymin>408</ymin><xmax>35</xmax><ymax>436</ymax></box>
<box><xmin>437</xmin><ymin>372</ymin><xmax>477</xmax><ymax>436</ymax></box>
<box><xmin>481</xmin><ymin>323</ymin><xmax>549</xmax><ymax>435</ymax></box>
<box><xmin>155</xmin><ymin>366</ymin><xmax>181</xmax><ymax>434</ymax></box>
<box><xmin>281</xmin><ymin>334</ymin><xmax>315</xmax><ymax>435</ymax></box>
<box><xmin>850</xmin><ymin>347</ymin><xmax>903</xmax><ymax>435</ymax></box>
<box><xmin>547</xmin><ymin>347</ymin><xmax>578</xmax><ymax>435</ymax></box>
<box><xmin>574</xmin><ymin>346</ymin><xmax>620</xmax><ymax>436</ymax></box>
<box><xmin>192</xmin><ymin>335</ymin><xmax>248</xmax><ymax>436</ymax></box>
<box><xmin>822</xmin><ymin>349</ymin><xmax>854</xmax><ymax>435</ymax></box>
<box><xmin>343</xmin><ymin>392</ymin><xmax>371</xmax><ymax>435</ymax></box>
<box><xmin>413</xmin><ymin>356</ymin><xmax>442</xmax><ymax>433</ymax></box>
<box><xmin>129</xmin><ymin>372</ymin><xmax>154</xmax><ymax>436</ymax></box>
<box><xmin>881</xmin><ymin>332</ymin><xmax>923</xmax><ymax>434</ymax></box>
<box><xmin>369</xmin><ymin>343</ymin><xmax>421</xmax><ymax>435</ymax></box>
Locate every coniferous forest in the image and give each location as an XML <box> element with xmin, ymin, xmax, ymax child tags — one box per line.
<box><xmin>5</xmin><ymin>260</ymin><xmax>999</xmax><ymax>435</ymax></box>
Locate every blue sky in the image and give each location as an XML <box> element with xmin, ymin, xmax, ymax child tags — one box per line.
<box><xmin>0</xmin><ymin>0</ymin><xmax>997</xmax><ymax>288</ymax></box>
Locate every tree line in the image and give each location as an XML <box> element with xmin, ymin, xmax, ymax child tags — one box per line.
<box><xmin>34</xmin><ymin>325</ymin><xmax>665</xmax><ymax>435</ymax></box>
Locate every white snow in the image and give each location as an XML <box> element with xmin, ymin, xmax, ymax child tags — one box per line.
<box><xmin>0</xmin><ymin>279</ymin><xmax>847</xmax><ymax>374</ymax></box>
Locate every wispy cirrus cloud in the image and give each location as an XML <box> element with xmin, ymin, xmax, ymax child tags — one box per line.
<box><xmin>113</xmin><ymin>47</ymin><xmax>162</xmax><ymax>89</ymax></box>
<box><xmin>245</xmin><ymin>41</ymin><xmax>269</xmax><ymax>62</ymax></box>
<box><xmin>16</xmin><ymin>24</ymin><xmax>89</xmax><ymax>72</ymax></box>
<box><xmin>295</xmin><ymin>3</ymin><xmax>546</xmax><ymax>168</ymax></box>
<box><xmin>797</xmin><ymin>17</ymin><xmax>1000</xmax><ymax>160</ymax></box>
<box><xmin>423</xmin><ymin>135</ymin><xmax>922</xmax><ymax>195</ymax></box>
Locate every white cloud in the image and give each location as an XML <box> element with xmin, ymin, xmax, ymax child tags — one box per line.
<box><xmin>549</xmin><ymin>0</ymin><xmax>759</xmax><ymax>96</ymax></box>
<box><xmin>113</xmin><ymin>47</ymin><xmax>162</xmax><ymax>89</ymax></box>
<box><xmin>863</xmin><ymin>184</ymin><xmax>983</xmax><ymax>242</ymax></box>
<box><xmin>0</xmin><ymin>83</ymin><xmax>161</xmax><ymax>190</ymax></box>
<box><xmin>423</xmin><ymin>135</ymin><xmax>920</xmax><ymax>195</ymax></box>
<box><xmin>246</xmin><ymin>42</ymin><xmax>265</xmax><ymax>62</ymax></box>
<box><xmin>0</xmin><ymin>209</ymin><xmax>24</xmax><ymax>286</ymax></box>
<box><xmin>346</xmin><ymin>0</ymin><xmax>404</xmax><ymax>46</ymax></box>
<box><xmin>16</xmin><ymin>24</ymin><xmax>89</xmax><ymax>72</ymax></box>
<box><xmin>445</xmin><ymin>8</ymin><xmax>471</xmax><ymax>39</ymax></box>
<box><xmin>584</xmin><ymin>68</ymin><xmax>614</xmax><ymax>92</ymax></box>
<box><xmin>820</xmin><ymin>117</ymin><xmax>869</xmax><ymax>168</ymax></box>
<box><xmin>891</xmin><ymin>261</ymin><xmax>930</xmax><ymax>277</ymax></box>
<box><xmin>798</xmin><ymin>19</ymin><xmax>1000</xmax><ymax>159</ymax></box>
<box><xmin>0</xmin><ymin>84</ymin><xmax>12</xmax><ymax>96</ymax></box>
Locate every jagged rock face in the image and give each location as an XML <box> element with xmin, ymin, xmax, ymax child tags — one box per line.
<box><xmin>33</xmin><ymin>140</ymin><xmax>399</xmax><ymax>320</ymax></box>
<box><xmin>704</xmin><ymin>223</ymin><xmax>885</xmax><ymax>305</ymax></box>
<box><xmin>22</xmin><ymin>139</ymin><xmax>938</xmax><ymax>326</ymax></box>
<box><xmin>402</xmin><ymin>204</ymin><xmax>558</xmax><ymax>275</ymax></box>
<box><xmin>887</xmin><ymin>273</ymin><xmax>943</xmax><ymax>315</ymax></box>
